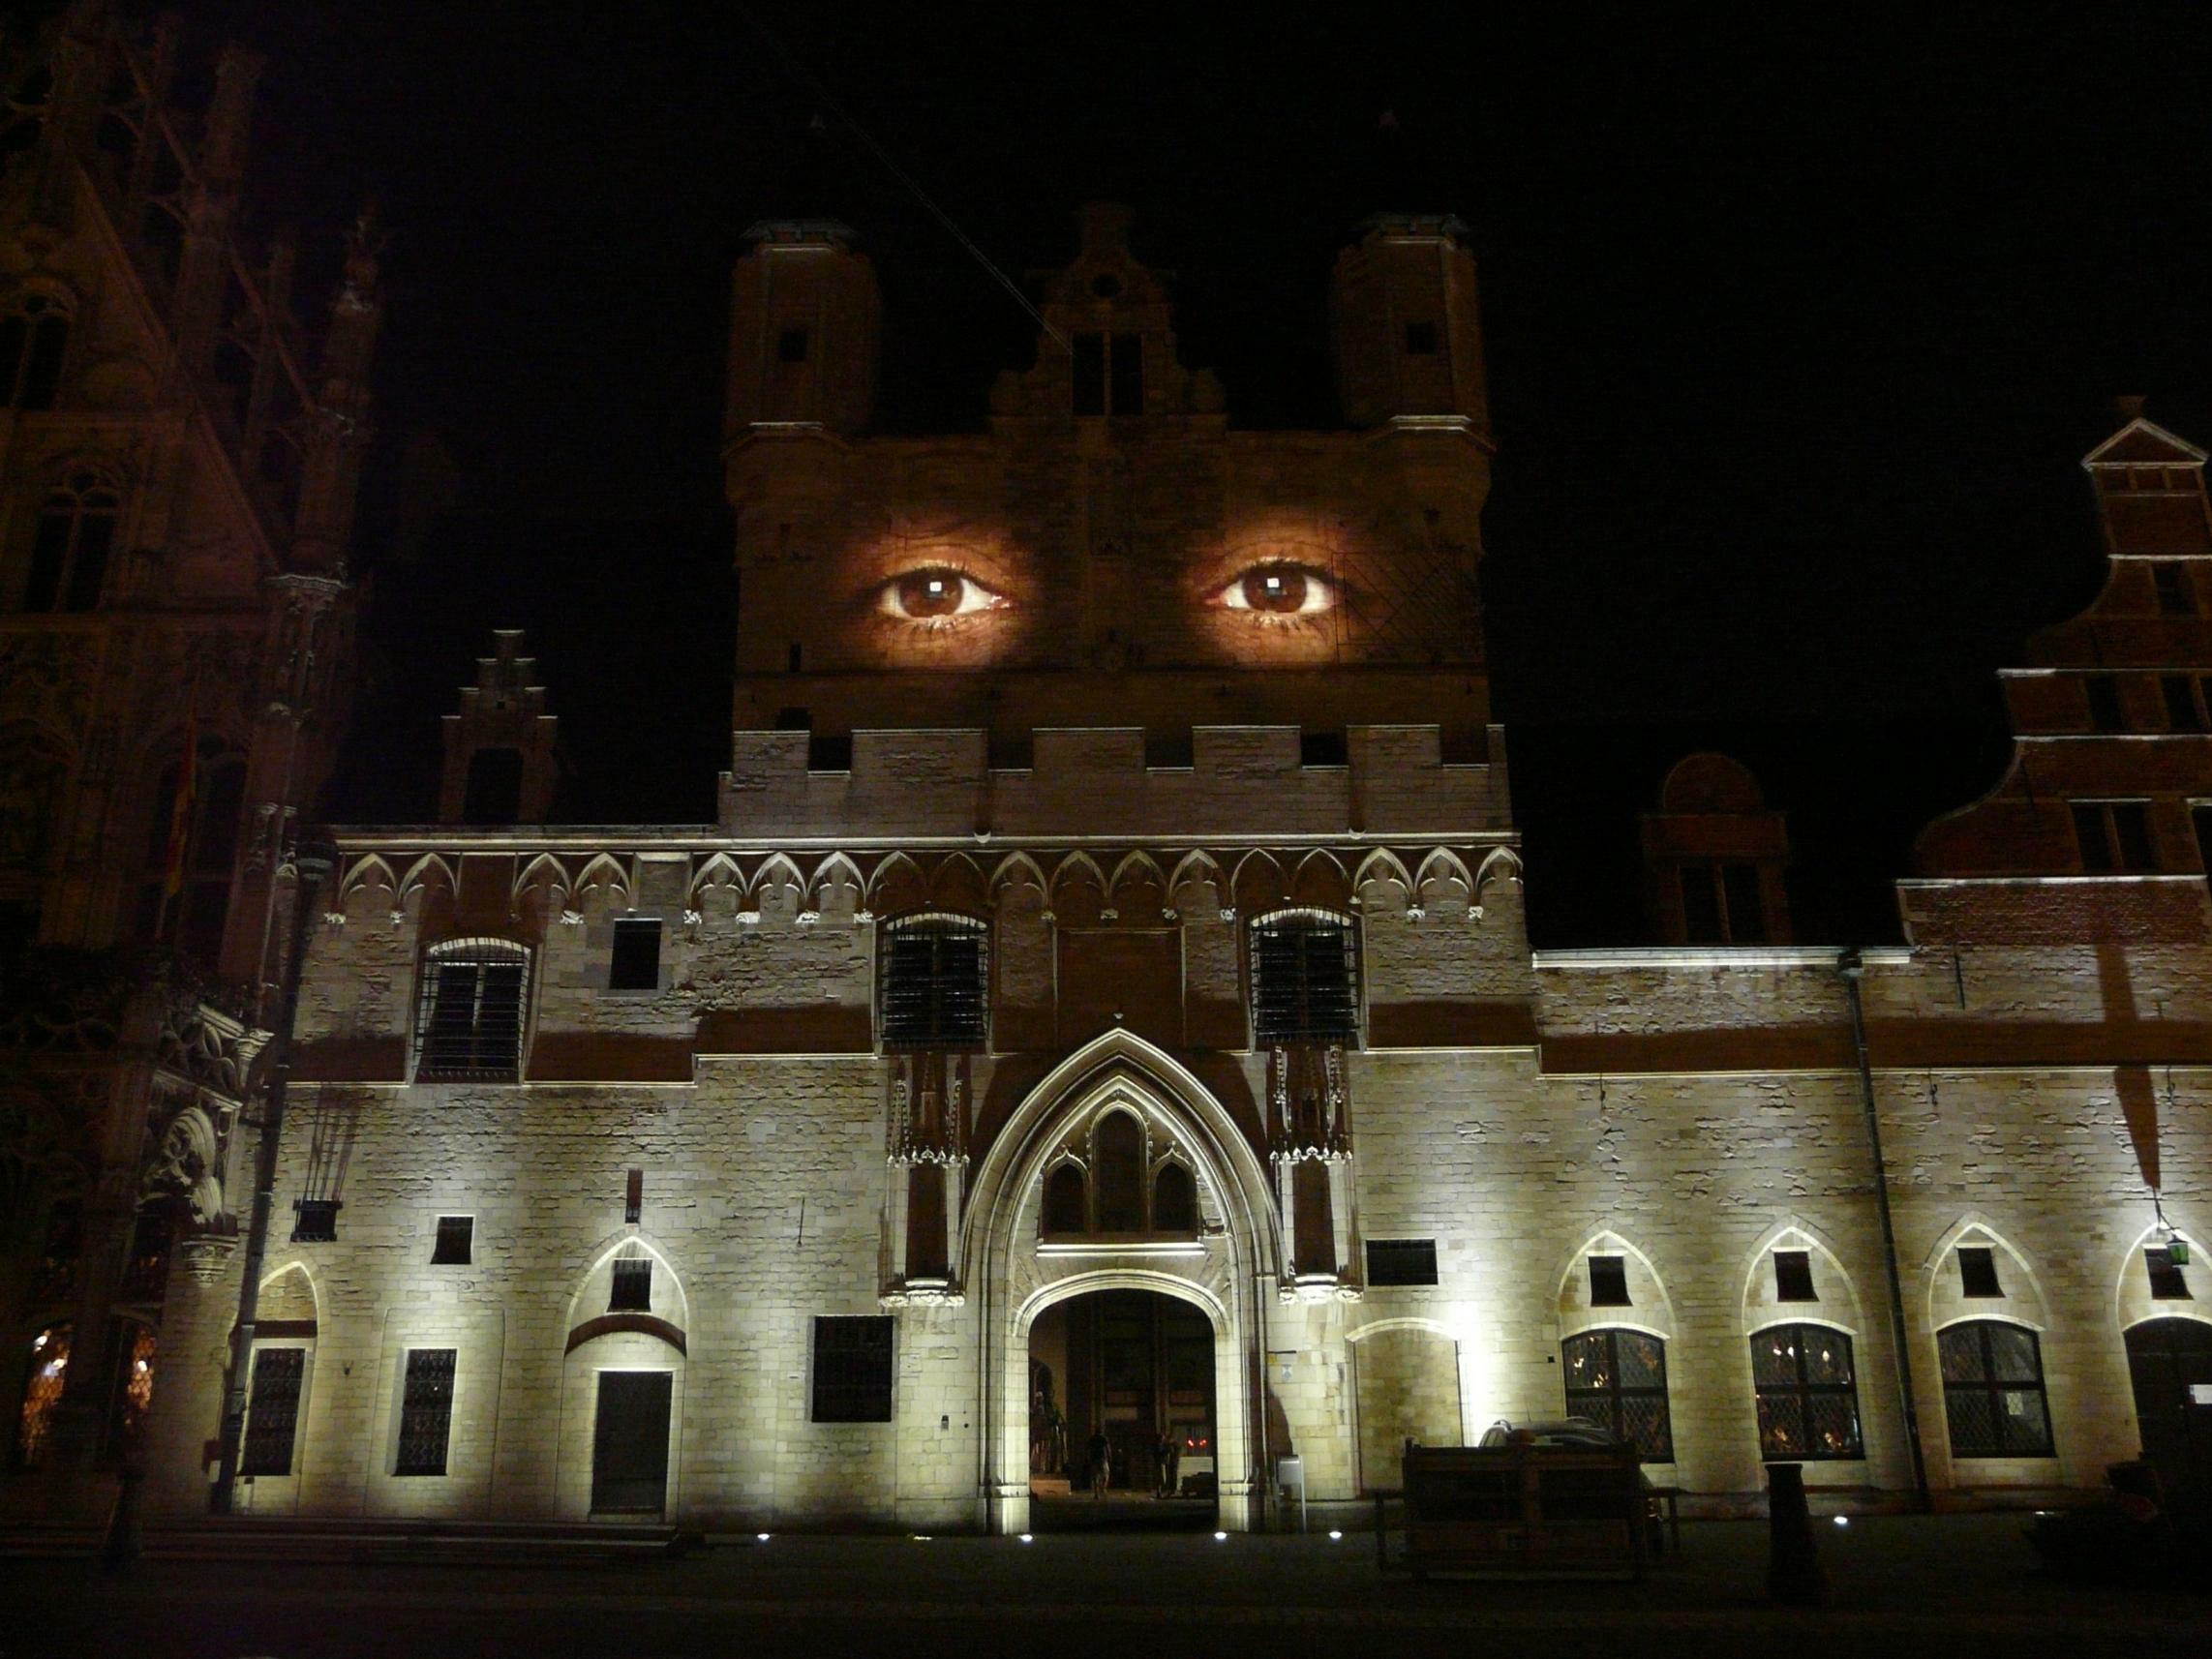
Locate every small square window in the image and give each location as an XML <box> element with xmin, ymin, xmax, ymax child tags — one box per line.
<box><xmin>1589</xmin><ymin>1254</ymin><xmax>1631</xmax><ymax>1307</ymax></box>
<box><xmin>609</xmin><ymin>1257</ymin><xmax>652</xmax><ymax>1312</ymax></box>
<box><xmin>1956</xmin><ymin>1245</ymin><xmax>2002</xmax><ymax>1298</ymax></box>
<box><xmin>2146</xmin><ymin>1246</ymin><xmax>2192</xmax><ymax>1301</ymax></box>
<box><xmin>1365</xmin><ymin>1239</ymin><xmax>1439</xmax><ymax>1286</ymax></box>
<box><xmin>1299</xmin><ymin>729</ymin><xmax>1348</xmax><ymax>768</ymax></box>
<box><xmin>290</xmin><ymin>1199</ymin><xmax>339</xmax><ymax>1243</ymax></box>
<box><xmin>432</xmin><ymin>1215</ymin><xmax>473</xmax><ymax>1266</ymax></box>
<box><xmin>608</xmin><ymin>918</ymin><xmax>661</xmax><ymax>991</ymax></box>
<box><xmin>776</xmin><ymin>327</ymin><xmax>809</xmax><ymax>363</ymax></box>
<box><xmin>1773</xmin><ymin>1250</ymin><xmax>1817</xmax><ymax>1303</ymax></box>
<box><xmin>1404</xmin><ymin>320</ymin><xmax>1439</xmax><ymax>355</ymax></box>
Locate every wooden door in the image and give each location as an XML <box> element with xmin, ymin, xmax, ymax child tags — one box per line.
<box><xmin>591</xmin><ymin>1370</ymin><xmax>672</xmax><ymax>1515</ymax></box>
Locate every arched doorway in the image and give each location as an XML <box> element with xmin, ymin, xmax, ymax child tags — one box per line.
<box><xmin>1029</xmin><ymin>1287</ymin><xmax>1215</xmax><ymax>1530</ymax></box>
<box><xmin>2125</xmin><ymin>1317</ymin><xmax>2212</xmax><ymax>1490</ymax></box>
<box><xmin>965</xmin><ymin>1031</ymin><xmax>1285</xmax><ymax>1535</ymax></box>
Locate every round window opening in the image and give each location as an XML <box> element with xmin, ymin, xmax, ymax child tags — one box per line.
<box><xmin>1090</xmin><ymin>272</ymin><xmax>1123</xmax><ymax>299</ymax></box>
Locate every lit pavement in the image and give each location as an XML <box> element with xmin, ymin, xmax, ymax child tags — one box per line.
<box><xmin>1</xmin><ymin>1515</ymin><xmax>2197</xmax><ymax>1658</ymax></box>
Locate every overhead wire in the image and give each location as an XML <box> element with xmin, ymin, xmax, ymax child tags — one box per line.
<box><xmin>732</xmin><ymin>2</ymin><xmax>1070</xmax><ymax>353</ymax></box>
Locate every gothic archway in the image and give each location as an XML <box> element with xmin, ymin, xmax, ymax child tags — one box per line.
<box><xmin>964</xmin><ymin>1029</ymin><xmax>1284</xmax><ymax>1534</ymax></box>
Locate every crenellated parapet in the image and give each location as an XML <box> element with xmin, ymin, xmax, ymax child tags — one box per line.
<box><xmin>719</xmin><ymin>722</ymin><xmax>1508</xmax><ymax>840</ymax></box>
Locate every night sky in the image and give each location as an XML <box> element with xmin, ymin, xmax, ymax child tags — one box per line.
<box><xmin>113</xmin><ymin>1</ymin><xmax>2212</xmax><ymax>944</ymax></box>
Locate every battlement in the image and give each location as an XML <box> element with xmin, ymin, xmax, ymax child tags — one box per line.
<box><xmin>719</xmin><ymin>723</ymin><xmax>1507</xmax><ymax>839</ymax></box>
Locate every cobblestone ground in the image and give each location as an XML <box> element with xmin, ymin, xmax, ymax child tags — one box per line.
<box><xmin>0</xmin><ymin>1516</ymin><xmax>2198</xmax><ymax>1659</ymax></box>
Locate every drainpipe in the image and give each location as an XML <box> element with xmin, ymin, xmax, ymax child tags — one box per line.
<box><xmin>209</xmin><ymin>842</ymin><xmax>332</xmax><ymax>1516</ymax></box>
<box><xmin>1837</xmin><ymin>948</ymin><xmax>1931</xmax><ymax>1512</ymax></box>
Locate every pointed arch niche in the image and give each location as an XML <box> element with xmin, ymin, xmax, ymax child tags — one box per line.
<box><xmin>965</xmin><ymin>1030</ymin><xmax>1284</xmax><ymax>1535</ymax></box>
<box><xmin>555</xmin><ymin>1236</ymin><xmax>689</xmax><ymax>1522</ymax></box>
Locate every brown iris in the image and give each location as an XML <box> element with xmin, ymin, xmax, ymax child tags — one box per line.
<box><xmin>1240</xmin><ymin>567</ymin><xmax>1307</xmax><ymax>613</ymax></box>
<box><xmin>894</xmin><ymin>569</ymin><xmax>963</xmax><ymax>618</ymax></box>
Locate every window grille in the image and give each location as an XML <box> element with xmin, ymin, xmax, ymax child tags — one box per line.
<box><xmin>1773</xmin><ymin>1250</ymin><xmax>1817</xmax><ymax>1302</ymax></box>
<box><xmin>877</xmin><ymin>916</ymin><xmax>988</xmax><ymax>1050</ymax></box>
<box><xmin>1589</xmin><ymin>1254</ymin><xmax>1631</xmax><ymax>1307</ymax></box>
<box><xmin>608</xmin><ymin>917</ymin><xmax>661</xmax><ymax>990</ymax></box>
<box><xmin>1563</xmin><ymin>1329</ymin><xmax>1673</xmax><ymax>1461</ymax></box>
<box><xmin>609</xmin><ymin>1257</ymin><xmax>652</xmax><ymax>1312</ymax></box>
<box><xmin>240</xmin><ymin>1347</ymin><xmax>306</xmax><ymax>1477</ymax></box>
<box><xmin>290</xmin><ymin>1199</ymin><xmax>339</xmax><ymax>1243</ymax></box>
<box><xmin>811</xmin><ymin>1316</ymin><xmax>894</xmax><ymax>1423</ymax></box>
<box><xmin>1249</xmin><ymin>913</ymin><xmax>1360</xmax><ymax>1045</ymax></box>
<box><xmin>2146</xmin><ymin>1245</ymin><xmax>2192</xmax><ymax>1300</ymax></box>
<box><xmin>394</xmin><ymin>1348</ymin><xmax>457</xmax><ymax>1476</ymax></box>
<box><xmin>1365</xmin><ymin>1239</ymin><xmax>1439</xmax><ymax>1286</ymax></box>
<box><xmin>1938</xmin><ymin>1321</ymin><xmax>2053</xmax><ymax>1457</ymax></box>
<box><xmin>431</xmin><ymin>1216</ymin><xmax>473</xmax><ymax>1266</ymax></box>
<box><xmin>415</xmin><ymin>943</ymin><xmax>529</xmax><ymax>1079</ymax></box>
<box><xmin>1956</xmin><ymin>1246</ymin><xmax>2002</xmax><ymax>1299</ymax></box>
<box><xmin>1751</xmin><ymin>1324</ymin><xmax>1864</xmax><ymax>1461</ymax></box>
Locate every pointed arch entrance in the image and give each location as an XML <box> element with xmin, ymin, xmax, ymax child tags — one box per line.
<box><xmin>965</xmin><ymin>1031</ymin><xmax>1284</xmax><ymax>1534</ymax></box>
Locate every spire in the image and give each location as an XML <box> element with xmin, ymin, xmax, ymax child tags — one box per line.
<box><xmin>290</xmin><ymin>208</ymin><xmax>384</xmax><ymax>576</ymax></box>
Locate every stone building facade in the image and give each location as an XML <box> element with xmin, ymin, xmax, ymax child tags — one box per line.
<box><xmin>8</xmin><ymin>19</ymin><xmax>2211</xmax><ymax>1536</ymax></box>
<box><xmin>0</xmin><ymin>5</ymin><xmax>377</xmax><ymax>1514</ymax></box>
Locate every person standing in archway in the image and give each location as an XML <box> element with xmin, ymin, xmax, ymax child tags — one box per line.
<box><xmin>1087</xmin><ymin>1429</ymin><xmax>1110</xmax><ymax>1499</ymax></box>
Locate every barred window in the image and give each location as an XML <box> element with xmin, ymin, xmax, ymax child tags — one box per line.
<box><xmin>416</xmin><ymin>942</ymin><xmax>529</xmax><ymax>1079</ymax></box>
<box><xmin>290</xmin><ymin>1199</ymin><xmax>339</xmax><ymax>1243</ymax></box>
<box><xmin>240</xmin><ymin>1347</ymin><xmax>306</xmax><ymax>1477</ymax></box>
<box><xmin>394</xmin><ymin>1348</ymin><xmax>456</xmax><ymax>1476</ymax></box>
<box><xmin>1752</xmin><ymin>1324</ymin><xmax>1863</xmax><ymax>1461</ymax></box>
<box><xmin>811</xmin><ymin>1316</ymin><xmax>894</xmax><ymax>1423</ymax></box>
<box><xmin>1562</xmin><ymin>1329</ymin><xmax>1673</xmax><ymax>1462</ymax></box>
<box><xmin>1365</xmin><ymin>1239</ymin><xmax>1439</xmax><ymax>1286</ymax></box>
<box><xmin>877</xmin><ymin>915</ymin><xmax>987</xmax><ymax>1050</ymax></box>
<box><xmin>1938</xmin><ymin>1321</ymin><xmax>2054</xmax><ymax>1458</ymax></box>
<box><xmin>1249</xmin><ymin>912</ymin><xmax>1359</xmax><ymax>1044</ymax></box>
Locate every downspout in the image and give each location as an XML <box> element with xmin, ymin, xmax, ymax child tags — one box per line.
<box><xmin>1838</xmin><ymin>947</ymin><xmax>1930</xmax><ymax>1511</ymax></box>
<box><xmin>209</xmin><ymin>841</ymin><xmax>332</xmax><ymax>1515</ymax></box>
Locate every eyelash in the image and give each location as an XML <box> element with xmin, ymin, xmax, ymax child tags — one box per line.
<box><xmin>1212</xmin><ymin>560</ymin><xmax>1340</xmax><ymax>618</ymax></box>
<box><xmin>873</xmin><ymin>566</ymin><xmax>1010</xmax><ymax>623</ymax></box>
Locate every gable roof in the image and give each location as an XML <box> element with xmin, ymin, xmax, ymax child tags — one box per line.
<box><xmin>2081</xmin><ymin>416</ymin><xmax>2208</xmax><ymax>468</ymax></box>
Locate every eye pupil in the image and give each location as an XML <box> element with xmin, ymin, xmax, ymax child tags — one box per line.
<box><xmin>897</xmin><ymin>570</ymin><xmax>963</xmax><ymax>618</ymax></box>
<box><xmin>1242</xmin><ymin>569</ymin><xmax>1306</xmax><ymax>613</ymax></box>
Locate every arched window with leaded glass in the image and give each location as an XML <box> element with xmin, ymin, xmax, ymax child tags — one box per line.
<box><xmin>1561</xmin><ymin>1328</ymin><xmax>1673</xmax><ymax>1462</ymax></box>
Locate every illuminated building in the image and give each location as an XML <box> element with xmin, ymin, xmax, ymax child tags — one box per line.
<box><xmin>6</xmin><ymin>16</ymin><xmax>2210</xmax><ymax>1534</ymax></box>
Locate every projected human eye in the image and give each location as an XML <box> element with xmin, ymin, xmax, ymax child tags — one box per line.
<box><xmin>874</xmin><ymin>566</ymin><xmax>1009</xmax><ymax>623</ymax></box>
<box><xmin>1210</xmin><ymin>560</ymin><xmax>1339</xmax><ymax>618</ymax></box>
